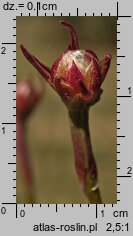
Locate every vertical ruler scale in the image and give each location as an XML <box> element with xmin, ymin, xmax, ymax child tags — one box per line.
<box><xmin>0</xmin><ymin>10</ymin><xmax>17</xmax><ymax>204</ymax></box>
<box><xmin>0</xmin><ymin>0</ymin><xmax>133</xmax><ymax>235</ymax></box>
<box><xmin>116</xmin><ymin>2</ymin><xmax>133</xmax><ymax>209</ymax></box>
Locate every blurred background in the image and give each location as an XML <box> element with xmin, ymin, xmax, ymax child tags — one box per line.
<box><xmin>17</xmin><ymin>16</ymin><xmax>116</xmax><ymax>203</ymax></box>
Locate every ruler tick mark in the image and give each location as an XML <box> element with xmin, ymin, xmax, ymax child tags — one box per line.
<box><xmin>77</xmin><ymin>8</ymin><xmax>79</xmax><ymax>16</ymax></box>
<box><xmin>2</xmin><ymin>122</ymin><xmax>16</xmax><ymax>125</ymax></box>
<box><xmin>117</xmin><ymin>55</ymin><xmax>125</xmax><ymax>58</ymax></box>
<box><xmin>16</xmin><ymin>204</ymin><xmax>18</xmax><ymax>218</ymax></box>
<box><xmin>56</xmin><ymin>204</ymin><xmax>58</xmax><ymax>212</ymax></box>
<box><xmin>117</xmin><ymin>95</ymin><xmax>131</xmax><ymax>98</ymax></box>
<box><xmin>117</xmin><ymin>175</ymin><xmax>131</xmax><ymax>178</ymax></box>
<box><xmin>96</xmin><ymin>204</ymin><xmax>98</xmax><ymax>218</ymax></box>
<box><xmin>8</xmin><ymin>163</ymin><xmax>16</xmax><ymax>165</ymax></box>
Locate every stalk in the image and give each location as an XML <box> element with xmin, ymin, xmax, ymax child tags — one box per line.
<box><xmin>17</xmin><ymin>120</ymin><xmax>35</xmax><ymax>203</ymax></box>
<box><xmin>69</xmin><ymin>106</ymin><xmax>102</xmax><ymax>203</ymax></box>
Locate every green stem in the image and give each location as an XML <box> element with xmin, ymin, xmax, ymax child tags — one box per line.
<box><xmin>17</xmin><ymin>120</ymin><xmax>35</xmax><ymax>203</ymax></box>
<box><xmin>69</xmin><ymin>106</ymin><xmax>102</xmax><ymax>203</ymax></box>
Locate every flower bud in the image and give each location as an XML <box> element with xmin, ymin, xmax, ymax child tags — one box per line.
<box><xmin>20</xmin><ymin>21</ymin><xmax>111</xmax><ymax>107</ymax></box>
<box><xmin>51</xmin><ymin>50</ymin><xmax>111</xmax><ymax>104</ymax></box>
<box><xmin>16</xmin><ymin>80</ymin><xmax>43</xmax><ymax>121</ymax></box>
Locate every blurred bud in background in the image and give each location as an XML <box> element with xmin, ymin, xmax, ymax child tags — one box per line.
<box><xmin>16</xmin><ymin>78</ymin><xmax>45</xmax><ymax>203</ymax></box>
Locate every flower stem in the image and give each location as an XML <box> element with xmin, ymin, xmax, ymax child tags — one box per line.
<box><xmin>17</xmin><ymin>121</ymin><xmax>35</xmax><ymax>203</ymax></box>
<box><xmin>69</xmin><ymin>106</ymin><xmax>102</xmax><ymax>203</ymax></box>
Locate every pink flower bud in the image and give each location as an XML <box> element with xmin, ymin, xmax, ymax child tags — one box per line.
<box><xmin>16</xmin><ymin>80</ymin><xmax>43</xmax><ymax>121</ymax></box>
<box><xmin>20</xmin><ymin>21</ymin><xmax>111</xmax><ymax>107</ymax></box>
